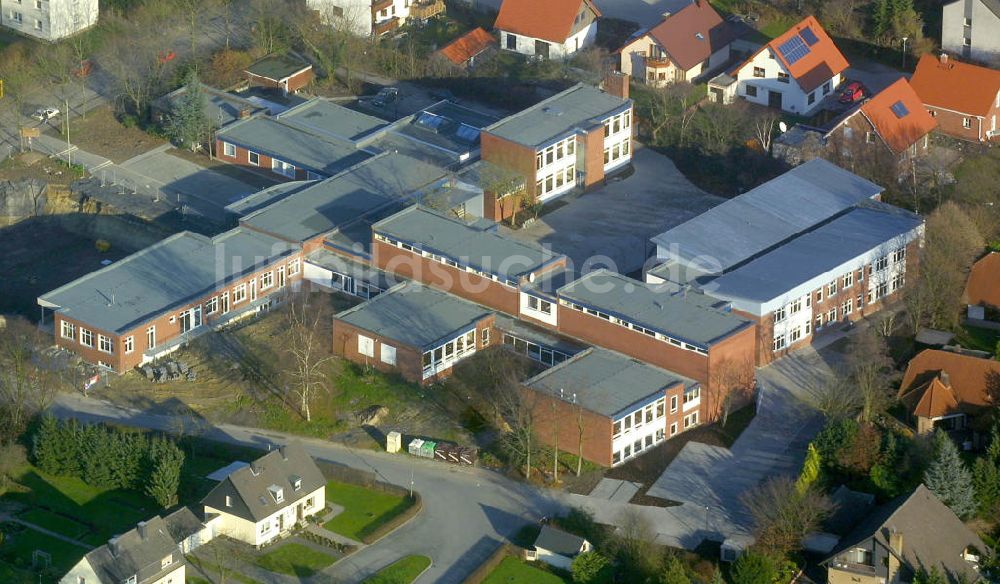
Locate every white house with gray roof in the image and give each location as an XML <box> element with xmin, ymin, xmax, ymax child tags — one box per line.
<box><xmin>61</xmin><ymin>516</ymin><xmax>185</xmax><ymax>584</ymax></box>
<box><xmin>202</xmin><ymin>442</ymin><xmax>326</xmax><ymax>547</ymax></box>
<box><xmin>0</xmin><ymin>0</ymin><xmax>97</xmax><ymax>41</ymax></box>
<box><xmin>943</xmin><ymin>0</ymin><xmax>1000</xmax><ymax>65</ymax></box>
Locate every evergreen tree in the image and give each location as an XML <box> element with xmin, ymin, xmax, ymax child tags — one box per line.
<box><xmin>570</xmin><ymin>551</ymin><xmax>610</xmax><ymax>584</ymax></box>
<box><xmin>914</xmin><ymin>566</ymin><xmax>947</xmax><ymax>584</ymax></box>
<box><xmin>796</xmin><ymin>443</ymin><xmax>822</xmax><ymax>494</ymax></box>
<box><xmin>82</xmin><ymin>425</ymin><xmax>116</xmax><ymax>488</ymax></box>
<box><xmin>730</xmin><ymin>552</ymin><xmax>776</xmax><ymax>584</ymax></box>
<box><xmin>924</xmin><ymin>430</ymin><xmax>977</xmax><ymax>519</ymax></box>
<box><xmin>660</xmin><ymin>553</ymin><xmax>690</xmax><ymax>584</ymax></box>
<box><xmin>31</xmin><ymin>415</ymin><xmax>61</xmax><ymax>474</ymax></box>
<box><xmin>871</xmin><ymin>0</ymin><xmax>893</xmax><ymax>37</ymax></box>
<box><xmin>973</xmin><ymin>423</ymin><xmax>1000</xmax><ymax>517</ymax></box>
<box><xmin>165</xmin><ymin>71</ymin><xmax>213</xmax><ymax>150</ymax></box>
<box><xmin>145</xmin><ymin>439</ymin><xmax>184</xmax><ymax>508</ymax></box>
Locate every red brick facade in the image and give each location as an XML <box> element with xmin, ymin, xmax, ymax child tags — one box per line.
<box><xmin>926</xmin><ymin>104</ymin><xmax>1000</xmax><ymax>142</ymax></box>
<box><xmin>331</xmin><ymin>314</ymin><xmax>497</xmax><ymax>385</ymax></box>
<box><xmin>525</xmin><ymin>386</ymin><xmax>619</xmax><ymax>466</ymax></box>
<box><xmin>52</xmin><ymin>253</ymin><xmax>305</xmax><ymax>373</ymax></box>
<box><xmin>246</xmin><ymin>68</ymin><xmax>314</xmax><ymax>95</ymax></box>
<box><xmin>214</xmin><ymin>139</ymin><xmax>316</xmax><ymax>181</ymax></box>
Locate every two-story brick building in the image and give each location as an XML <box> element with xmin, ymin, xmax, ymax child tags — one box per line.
<box><xmin>523</xmin><ymin>347</ymin><xmax>699</xmax><ymax>466</ymax></box>
<box><xmin>38</xmin><ymin>227</ymin><xmax>303</xmax><ymax>372</ymax></box>
<box><xmin>910</xmin><ymin>52</ymin><xmax>1000</xmax><ymax>142</ymax></box>
<box><xmin>648</xmin><ymin>159</ymin><xmax>924</xmax><ymax>363</ymax></box>
<box><xmin>480</xmin><ymin>82</ymin><xmax>633</xmax><ymax>220</ymax></box>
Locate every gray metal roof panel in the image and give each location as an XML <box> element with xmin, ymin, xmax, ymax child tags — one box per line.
<box><xmin>373</xmin><ymin>206</ymin><xmax>560</xmax><ymax>280</ymax></box>
<box><xmin>241</xmin><ymin>154</ymin><xmax>450</xmax><ymax>243</ymax></box>
<box><xmin>524</xmin><ymin>347</ymin><xmax>694</xmax><ymax>417</ymax></box>
<box><xmin>485</xmin><ymin>84</ymin><xmax>631</xmax><ymax>147</ymax></box>
<box><xmin>651</xmin><ymin>159</ymin><xmax>884</xmax><ymax>271</ymax></box>
<box><xmin>39</xmin><ymin>228</ymin><xmax>297</xmax><ymax>334</ymax></box>
<box><xmin>278</xmin><ymin>98</ymin><xmax>389</xmax><ymax>142</ymax></box>
<box><xmin>557</xmin><ymin>270</ymin><xmax>752</xmax><ymax>347</ymax></box>
<box><xmin>334</xmin><ymin>281</ymin><xmax>492</xmax><ymax>349</ymax></box>
<box><xmin>705</xmin><ymin>202</ymin><xmax>923</xmax><ymax>306</ymax></box>
<box><xmin>215</xmin><ymin>116</ymin><xmax>371</xmax><ymax>176</ymax></box>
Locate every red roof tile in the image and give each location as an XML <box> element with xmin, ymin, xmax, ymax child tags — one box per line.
<box><xmin>908</xmin><ymin>376</ymin><xmax>961</xmax><ymax>419</ymax></box>
<box><xmin>438</xmin><ymin>27</ymin><xmax>497</xmax><ymax>65</ymax></box>
<box><xmin>644</xmin><ymin>1</ymin><xmax>735</xmax><ymax>71</ymax></box>
<box><xmin>857</xmin><ymin>78</ymin><xmax>937</xmax><ymax>154</ymax></box>
<box><xmin>965</xmin><ymin>252</ymin><xmax>1000</xmax><ymax>308</ymax></box>
<box><xmin>494</xmin><ymin>0</ymin><xmax>601</xmax><ymax>44</ymax></box>
<box><xmin>736</xmin><ymin>16</ymin><xmax>848</xmax><ymax>93</ymax></box>
<box><xmin>911</xmin><ymin>54</ymin><xmax>1000</xmax><ymax>118</ymax></box>
<box><xmin>899</xmin><ymin>349</ymin><xmax>1000</xmax><ymax>415</ymax></box>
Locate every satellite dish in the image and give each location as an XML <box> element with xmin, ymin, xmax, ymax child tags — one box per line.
<box><xmin>778</xmin><ymin>121</ymin><xmax>788</xmax><ymax>133</ymax></box>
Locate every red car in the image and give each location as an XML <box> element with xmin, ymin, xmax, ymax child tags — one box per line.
<box><xmin>839</xmin><ymin>81</ymin><xmax>867</xmax><ymax>104</ymax></box>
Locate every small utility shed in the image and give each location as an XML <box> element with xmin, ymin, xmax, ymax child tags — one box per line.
<box><xmin>527</xmin><ymin>525</ymin><xmax>593</xmax><ymax>569</ymax></box>
<box><xmin>331</xmin><ymin>281</ymin><xmax>497</xmax><ymax>384</ymax></box>
<box><xmin>245</xmin><ymin>54</ymin><xmax>314</xmax><ymax>95</ymax></box>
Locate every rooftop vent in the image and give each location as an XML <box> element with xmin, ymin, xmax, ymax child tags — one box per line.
<box><xmin>542</xmin><ymin>107</ymin><xmax>564</xmax><ymax>116</ymax></box>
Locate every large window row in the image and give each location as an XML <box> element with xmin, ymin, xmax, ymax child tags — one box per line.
<box><xmin>603</xmin><ymin>138</ymin><xmax>630</xmax><ymax>167</ymax></box>
<box><xmin>558</xmin><ymin>299</ymin><xmax>709</xmax><ymax>355</ymax></box>
<box><xmin>536</xmin><ymin>165</ymin><xmax>576</xmax><ymax>198</ymax></box>
<box><xmin>502</xmin><ymin>333</ymin><xmax>572</xmax><ymax>367</ymax></box>
<box><xmin>422</xmin><ymin>330</ymin><xmax>478</xmax><ymax>379</ymax></box>
<box><xmin>374</xmin><ymin>233</ymin><xmax>518</xmax><ymax>287</ymax></box>
<box><xmin>603</xmin><ymin>110</ymin><xmax>631</xmax><ymax>138</ymax></box>
<box><xmin>535</xmin><ymin>136</ymin><xmax>576</xmax><ymax>170</ymax></box>
<box><xmin>612</xmin><ymin>397</ymin><xmax>666</xmax><ymax>438</ymax></box>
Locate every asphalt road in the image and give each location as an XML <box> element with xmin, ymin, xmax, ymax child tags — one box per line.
<box><xmin>48</xmin><ymin>392</ymin><xmax>567</xmax><ymax>584</ymax></box>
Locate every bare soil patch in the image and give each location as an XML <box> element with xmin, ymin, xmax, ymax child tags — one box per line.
<box><xmin>49</xmin><ymin>106</ymin><xmax>166</xmax><ymax>163</ymax></box>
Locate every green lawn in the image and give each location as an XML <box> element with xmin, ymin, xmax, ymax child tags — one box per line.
<box><xmin>18</xmin><ymin>508</ymin><xmax>90</xmax><ymax>541</ymax></box>
<box><xmin>363</xmin><ymin>555</ymin><xmax>432</xmax><ymax>584</ymax></box>
<box><xmin>3</xmin><ymin>465</ymin><xmax>156</xmax><ymax>546</ymax></box>
<box><xmin>482</xmin><ymin>557</ymin><xmax>570</xmax><ymax>584</ymax></box>
<box><xmin>0</xmin><ymin>524</ymin><xmax>88</xmax><ymax>573</ymax></box>
<box><xmin>255</xmin><ymin>542</ymin><xmax>337</xmax><ymax>578</ymax></box>
<box><xmin>956</xmin><ymin>325</ymin><xmax>1000</xmax><ymax>355</ymax></box>
<box><xmin>323</xmin><ymin>481</ymin><xmax>415</xmax><ymax>542</ymax></box>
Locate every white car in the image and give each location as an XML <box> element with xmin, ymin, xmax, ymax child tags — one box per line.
<box><xmin>31</xmin><ymin>107</ymin><xmax>60</xmax><ymax>121</ymax></box>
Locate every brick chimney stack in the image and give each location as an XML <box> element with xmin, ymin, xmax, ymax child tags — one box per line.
<box><xmin>603</xmin><ymin>71</ymin><xmax>630</xmax><ymax>101</ymax></box>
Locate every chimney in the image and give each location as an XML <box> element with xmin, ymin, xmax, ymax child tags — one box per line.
<box><xmin>250</xmin><ymin>460</ymin><xmax>261</xmax><ymax>476</ymax></box>
<box><xmin>278</xmin><ymin>445</ymin><xmax>288</xmax><ymax>460</ymax></box>
<box><xmin>239</xmin><ymin>106</ymin><xmax>252</xmax><ymax>119</ymax></box>
<box><xmin>940</xmin><ymin>371</ymin><xmax>951</xmax><ymax>387</ymax></box>
<box><xmin>603</xmin><ymin>71</ymin><xmax>629</xmax><ymax>101</ymax></box>
<box><xmin>108</xmin><ymin>536</ymin><xmax>121</xmax><ymax>557</ymax></box>
<box><xmin>940</xmin><ymin>53</ymin><xmax>949</xmax><ymax>65</ymax></box>
<box><xmin>137</xmin><ymin>521</ymin><xmax>148</xmax><ymax>540</ymax></box>
<box><xmin>889</xmin><ymin>529</ymin><xmax>903</xmax><ymax>554</ymax></box>
<box><xmin>886</xmin><ymin>528</ymin><xmax>904</xmax><ymax>583</ymax></box>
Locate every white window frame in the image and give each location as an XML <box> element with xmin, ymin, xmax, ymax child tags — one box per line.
<box><xmin>147</xmin><ymin>326</ymin><xmax>156</xmax><ymax>350</ymax></box>
<box><xmin>61</xmin><ymin>320</ymin><xmax>76</xmax><ymax>340</ymax></box>
<box><xmin>223</xmin><ymin>142</ymin><xmax>236</xmax><ymax>157</ymax></box>
<box><xmin>358</xmin><ymin>335</ymin><xmax>375</xmax><ymax>358</ymax></box>
<box><xmin>124</xmin><ymin>336</ymin><xmax>134</xmax><ymax>354</ymax></box>
<box><xmin>80</xmin><ymin>328</ymin><xmax>94</xmax><ymax>348</ymax></box>
<box><xmin>98</xmin><ymin>334</ymin><xmax>114</xmax><ymax>354</ymax></box>
<box><xmin>233</xmin><ymin>283</ymin><xmax>247</xmax><ymax>303</ymax></box>
<box><xmin>380</xmin><ymin>344</ymin><xmax>396</xmax><ymax>365</ymax></box>
<box><xmin>260</xmin><ymin>271</ymin><xmax>274</xmax><ymax>290</ymax></box>
<box><xmin>248</xmin><ymin>150</ymin><xmax>261</xmax><ymax>166</ymax></box>
<box><xmin>288</xmin><ymin>259</ymin><xmax>300</xmax><ymax>276</ymax></box>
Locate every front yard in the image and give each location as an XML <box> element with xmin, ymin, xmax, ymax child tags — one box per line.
<box><xmin>255</xmin><ymin>542</ymin><xmax>338</xmax><ymax>578</ymax></box>
<box><xmin>323</xmin><ymin>481</ymin><xmax>416</xmax><ymax>543</ymax></box>
<box><xmin>0</xmin><ymin>522</ymin><xmax>87</xmax><ymax>577</ymax></box>
<box><xmin>481</xmin><ymin>556</ymin><xmax>569</xmax><ymax>584</ymax></box>
<box><xmin>363</xmin><ymin>555</ymin><xmax>432</xmax><ymax>584</ymax></box>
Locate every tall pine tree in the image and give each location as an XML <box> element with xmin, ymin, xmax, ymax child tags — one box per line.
<box><xmin>146</xmin><ymin>438</ymin><xmax>184</xmax><ymax>508</ymax></box>
<box><xmin>924</xmin><ymin>429</ymin><xmax>977</xmax><ymax>519</ymax></box>
<box><xmin>166</xmin><ymin>71</ymin><xmax>213</xmax><ymax>151</ymax></box>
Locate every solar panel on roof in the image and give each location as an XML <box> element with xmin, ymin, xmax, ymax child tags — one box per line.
<box><xmin>800</xmin><ymin>26</ymin><xmax>819</xmax><ymax>46</ymax></box>
<box><xmin>778</xmin><ymin>35</ymin><xmax>810</xmax><ymax>66</ymax></box>
<box><xmin>890</xmin><ymin>100</ymin><xmax>910</xmax><ymax>118</ymax></box>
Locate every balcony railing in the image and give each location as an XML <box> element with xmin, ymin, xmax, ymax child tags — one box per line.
<box><xmin>645</xmin><ymin>56</ymin><xmax>671</xmax><ymax>68</ymax></box>
<box><xmin>409</xmin><ymin>0</ymin><xmax>445</xmax><ymax>20</ymax></box>
<box><xmin>374</xmin><ymin>16</ymin><xmax>400</xmax><ymax>35</ymax></box>
<box><xmin>371</xmin><ymin>0</ymin><xmax>393</xmax><ymax>13</ymax></box>
<box><xmin>830</xmin><ymin>561</ymin><xmax>878</xmax><ymax>577</ymax></box>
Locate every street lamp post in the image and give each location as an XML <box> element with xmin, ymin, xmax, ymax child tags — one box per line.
<box><xmin>902</xmin><ymin>37</ymin><xmax>909</xmax><ymax>70</ymax></box>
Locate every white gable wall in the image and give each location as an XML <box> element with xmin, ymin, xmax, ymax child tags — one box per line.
<box><xmin>943</xmin><ymin>0</ymin><xmax>1000</xmax><ymax>64</ymax></box>
<box><xmin>204</xmin><ymin>485</ymin><xmax>325</xmax><ymax>547</ymax></box>
<box><xmin>734</xmin><ymin>47</ymin><xmax>839</xmax><ymax>115</ymax></box>
<box><xmin>500</xmin><ymin>21</ymin><xmax>597</xmax><ymax>59</ymax></box>
<box><xmin>620</xmin><ymin>33</ymin><xmax>732</xmax><ymax>85</ymax></box>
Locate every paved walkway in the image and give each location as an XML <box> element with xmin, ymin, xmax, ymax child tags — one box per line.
<box><xmin>8</xmin><ymin>518</ymin><xmax>93</xmax><ymax>550</ymax></box>
<box><xmin>588</xmin><ymin>478</ymin><xmax>642</xmax><ymax>503</ymax></box>
<box><xmin>644</xmin><ymin>346</ymin><xmax>836</xmax><ymax>546</ymax></box>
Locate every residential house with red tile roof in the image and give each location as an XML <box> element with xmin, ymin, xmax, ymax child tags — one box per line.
<box><xmin>898</xmin><ymin>349</ymin><xmax>1000</xmax><ymax>434</ymax></box>
<box><xmin>910</xmin><ymin>53</ymin><xmax>1000</xmax><ymax>141</ymax></box>
<box><xmin>617</xmin><ymin>0</ymin><xmax>737</xmax><ymax>86</ymax></box>
<box><xmin>725</xmin><ymin>16</ymin><xmax>849</xmax><ymax>114</ymax></box>
<box><xmin>436</xmin><ymin>27</ymin><xmax>497</xmax><ymax>69</ymax></box>
<box><xmin>964</xmin><ymin>251</ymin><xmax>1000</xmax><ymax>314</ymax></box>
<box><xmin>495</xmin><ymin>0</ymin><xmax>600</xmax><ymax>59</ymax></box>
<box><xmin>825</xmin><ymin>78</ymin><xmax>937</xmax><ymax>161</ymax></box>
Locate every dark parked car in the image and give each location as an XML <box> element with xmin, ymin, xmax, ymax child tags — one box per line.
<box><xmin>373</xmin><ymin>87</ymin><xmax>399</xmax><ymax>108</ymax></box>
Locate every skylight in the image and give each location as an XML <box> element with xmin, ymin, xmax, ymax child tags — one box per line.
<box><xmin>455</xmin><ymin>123</ymin><xmax>480</xmax><ymax>143</ymax></box>
<box><xmin>890</xmin><ymin>100</ymin><xmax>910</xmax><ymax>119</ymax></box>
<box><xmin>799</xmin><ymin>26</ymin><xmax>819</xmax><ymax>46</ymax></box>
<box><xmin>415</xmin><ymin>112</ymin><xmax>445</xmax><ymax>130</ymax></box>
<box><xmin>778</xmin><ymin>34</ymin><xmax>810</xmax><ymax>66</ymax></box>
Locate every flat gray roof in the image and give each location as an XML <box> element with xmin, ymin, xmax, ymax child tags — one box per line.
<box><xmin>524</xmin><ymin>347</ymin><xmax>694</xmax><ymax>417</ymax></box>
<box><xmin>485</xmin><ymin>84</ymin><xmax>631</xmax><ymax>148</ymax></box>
<box><xmin>557</xmin><ymin>270</ymin><xmax>752</xmax><ymax>347</ymax></box>
<box><xmin>154</xmin><ymin>83</ymin><xmax>267</xmax><ymax>128</ymax></box>
<box><xmin>225</xmin><ymin>180</ymin><xmax>315</xmax><ymax>216</ymax></box>
<box><xmin>278</xmin><ymin>98</ymin><xmax>389</xmax><ymax>142</ymax></box>
<box><xmin>373</xmin><ymin>206</ymin><xmax>561</xmax><ymax>282</ymax></box>
<box><xmin>704</xmin><ymin>202</ymin><xmax>923</xmax><ymax>309</ymax></box>
<box><xmin>651</xmin><ymin>159</ymin><xmax>884</xmax><ymax>273</ymax></box>
<box><xmin>245</xmin><ymin>54</ymin><xmax>311</xmax><ymax>81</ymax></box>
<box><xmin>334</xmin><ymin>281</ymin><xmax>492</xmax><ymax>349</ymax></box>
<box><xmin>215</xmin><ymin>116</ymin><xmax>371</xmax><ymax>176</ymax></box>
<box><xmin>240</xmin><ymin>153</ymin><xmax>450</xmax><ymax>243</ymax></box>
<box><xmin>39</xmin><ymin>227</ymin><xmax>297</xmax><ymax>334</ymax></box>
<box><xmin>305</xmin><ymin>249</ymin><xmax>395</xmax><ymax>291</ymax></box>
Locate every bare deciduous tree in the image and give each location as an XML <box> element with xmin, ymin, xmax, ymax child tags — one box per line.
<box><xmin>0</xmin><ymin>317</ymin><xmax>61</xmax><ymax>443</ymax></box>
<box><xmin>846</xmin><ymin>326</ymin><xmax>894</xmax><ymax>424</ymax></box>
<box><xmin>282</xmin><ymin>294</ymin><xmax>336</xmax><ymax>422</ymax></box>
<box><xmin>742</xmin><ymin>476</ymin><xmax>833</xmax><ymax>558</ymax></box>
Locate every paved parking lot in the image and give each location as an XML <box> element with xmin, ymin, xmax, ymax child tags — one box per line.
<box><xmin>644</xmin><ymin>346</ymin><xmax>837</xmax><ymax>543</ymax></box>
<box><xmin>512</xmin><ymin>147</ymin><xmax>724</xmax><ymax>275</ymax></box>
